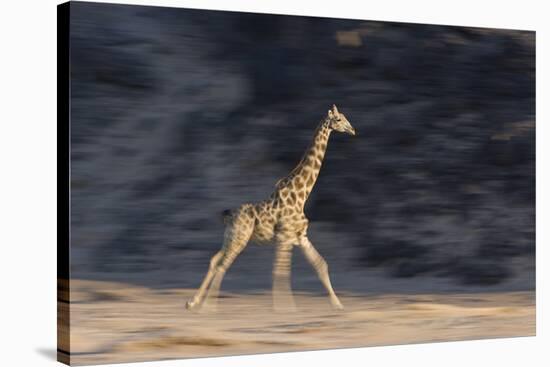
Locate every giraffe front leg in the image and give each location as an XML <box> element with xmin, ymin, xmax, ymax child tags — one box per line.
<box><xmin>186</xmin><ymin>250</ymin><xmax>223</xmax><ymax>311</ymax></box>
<box><xmin>300</xmin><ymin>237</ymin><xmax>344</xmax><ymax>310</ymax></box>
<box><xmin>272</xmin><ymin>241</ymin><xmax>297</xmax><ymax>312</ymax></box>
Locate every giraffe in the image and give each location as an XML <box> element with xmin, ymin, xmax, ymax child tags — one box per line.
<box><xmin>185</xmin><ymin>104</ymin><xmax>355</xmax><ymax>312</ymax></box>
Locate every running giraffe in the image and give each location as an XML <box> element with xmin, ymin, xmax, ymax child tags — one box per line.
<box><xmin>185</xmin><ymin>104</ymin><xmax>356</xmax><ymax>311</ymax></box>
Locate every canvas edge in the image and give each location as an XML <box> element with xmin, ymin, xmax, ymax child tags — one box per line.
<box><xmin>57</xmin><ymin>1</ymin><xmax>71</xmax><ymax>365</ymax></box>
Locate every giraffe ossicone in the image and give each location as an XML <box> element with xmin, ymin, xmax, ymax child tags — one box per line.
<box><xmin>186</xmin><ymin>105</ymin><xmax>355</xmax><ymax>312</ymax></box>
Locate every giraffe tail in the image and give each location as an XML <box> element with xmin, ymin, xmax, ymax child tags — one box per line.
<box><xmin>221</xmin><ymin>209</ymin><xmax>233</xmax><ymax>224</ymax></box>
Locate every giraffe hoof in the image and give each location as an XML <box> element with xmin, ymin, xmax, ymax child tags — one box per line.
<box><xmin>185</xmin><ymin>300</ymin><xmax>199</xmax><ymax>310</ymax></box>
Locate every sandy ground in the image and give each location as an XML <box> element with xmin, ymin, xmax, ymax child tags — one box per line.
<box><xmin>66</xmin><ymin>279</ymin><xmax>535</xmax><ymax>365</ymax></box>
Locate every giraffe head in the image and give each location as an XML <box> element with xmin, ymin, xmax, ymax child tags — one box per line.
<box><xmin>327</xmin><ymin>104</ymin><xmax>355</xmax><ymax>136</ymax></box>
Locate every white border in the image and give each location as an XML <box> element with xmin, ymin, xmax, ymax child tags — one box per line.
<box><xmin>0</xmin><ymin>0</ymin><xmax>546</xmax><ymax>366</ymax></box>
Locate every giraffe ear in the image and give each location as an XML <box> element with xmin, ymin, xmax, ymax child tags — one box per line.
<box><xmin>332</xmin><ymin>104</ymin><xmax>339</xmax><ymax>115</ymax></box>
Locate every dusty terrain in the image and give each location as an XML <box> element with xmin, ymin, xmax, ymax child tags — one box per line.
<box><xmin>68</xmin><ymin>279</ymin><xmax>535</xmax><ymax>365</ymax></box>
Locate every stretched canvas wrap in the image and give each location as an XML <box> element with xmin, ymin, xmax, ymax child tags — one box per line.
<box><xmin>57</xmin><ymin>1</ymin><xmax>536</xmax><ymax>365</ymax></box>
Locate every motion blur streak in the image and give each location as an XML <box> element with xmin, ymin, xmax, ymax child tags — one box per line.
<box><xmin>66</xmin><ymin>2</ymin><xmax>535</xmax><ymax>365</ymax></box>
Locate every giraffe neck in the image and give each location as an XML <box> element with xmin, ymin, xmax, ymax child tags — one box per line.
<box><xmin>285</xmin><ymin>120</ymin><xmax>332</xmax><ymax>203</ymax></box>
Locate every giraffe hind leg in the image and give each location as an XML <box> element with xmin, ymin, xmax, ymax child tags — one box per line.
<box><xmin>202</xmin><ymin>230</ymin><xmax>251</xmax><ymax>311</ymax></box>
<box><xmin>188</xmin><ymin>207</ymin><xmax>253</xmax><ymax>312</ymax></box>
<box><xmin>185</xmin><ymin>250</ymin><xmax>223</xmax><ymax>310</ymax></box>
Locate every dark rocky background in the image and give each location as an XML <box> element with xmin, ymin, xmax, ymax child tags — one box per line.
<box><xmin>69</xmin><ymin>2</ymin><xmax>535</xmax><ymax>293</ymax></box>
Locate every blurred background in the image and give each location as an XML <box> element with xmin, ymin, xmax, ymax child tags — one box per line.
<box><xmin>69</xmin><ymin>2</ymin><xmax>535</xmax><ymax>294</ymax></box>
